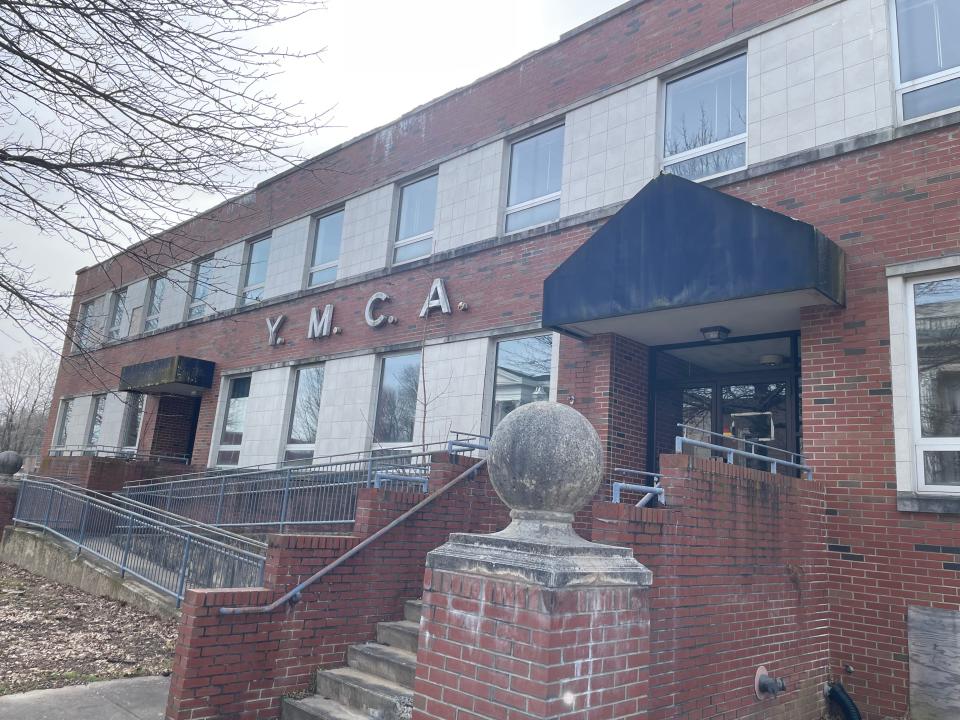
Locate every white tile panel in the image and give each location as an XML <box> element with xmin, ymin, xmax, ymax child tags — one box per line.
<box><xmin>264</xmin><ymin>217</ymin><xmax>311</xmax><ymax>299</ymax></box>
<box><xmin>340</xmin><ymin>186</ymin><xmax>393</xmax><ymax>280</ymax></box>
<box><xmin>416</xmin><ymin>338</ymin><xmax>489</xmax><ymax>445</ymax></box>
<box><xmin>313</xmin><ymin>354</ymin><xmax>377</xmax><ymax>458</ymax></box>
<box><xmin>157</xmin><ymin>263</ymin><xmax>192</xmax><ymax>329</ymax></box>
<box><xmin>209</xmin><ymin>242</ymin><xmax>244</xmax><ymax>313</ymax></box>
<box><xmin>237</xmin><ymin>367</ymin><xmax>291</xmax><ymax>467</ymax></box>
<box><xmin>435</xmin><ymin>142</ymin><xmax>503</xmax><ymax>253</ymax></box>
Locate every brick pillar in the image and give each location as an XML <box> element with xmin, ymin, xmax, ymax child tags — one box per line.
<box><xmin>412</xmin><ymin>402</ymin><xmax>653</xmax><ymax>720</ymax></box>
<box><xmin>0</xmin><ymin>480</ymin><xmax>19</xmax><ymax>531</ymax></box>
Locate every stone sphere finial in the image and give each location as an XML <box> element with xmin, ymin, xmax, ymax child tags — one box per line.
<box><xmin>487</xmin><ymin>401</ymin><xmax>603</xmax><ymax>517</ymax></box>
<box><xmin>0</xmin><ymin>450</ymin><xmax>23</xmax><ymax>479</ymax></box>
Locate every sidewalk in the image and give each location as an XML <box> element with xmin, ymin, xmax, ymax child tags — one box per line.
<box><xmin>0</xmin><ymin>676</ymin><xmax>169</xmax><ymax>720</ymax></box>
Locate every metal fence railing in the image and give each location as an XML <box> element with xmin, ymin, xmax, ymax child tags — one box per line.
<box><xmin>606</xmin><ymin>468</ymin><xmax>666</xmax><ymax>507</ymax></box>
<box><xmin>674</xmin><ymin>424</ymin><xmax>813</xmax><ymax>479</ymax></box>
<box><xmin>120</xmin><ymin>439</ymin><xmax>487</xmax><ymax>532</ymax></box>
<box><xmin>47</xmin><ymin>444</ymin><xmax>190</xmax><ymax>464</ymax></box>
<box><xmin>13</xmin><ymin>478</ymin><xmax>266</xmax><ymax>607</ymax></box>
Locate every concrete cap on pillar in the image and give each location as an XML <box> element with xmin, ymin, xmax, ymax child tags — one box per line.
<box><xmin>427</xmin><ymin>402</ymin><xmax>652</xmax><ymax>588</ymax></box>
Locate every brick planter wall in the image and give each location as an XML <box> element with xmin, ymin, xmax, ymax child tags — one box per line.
<box><xmin>591</xmin><ymin>453</ymin><xmax>829</xmax><ymax>720</ymax></box>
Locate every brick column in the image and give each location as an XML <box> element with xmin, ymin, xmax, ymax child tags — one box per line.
<box><xmin>0</xmin><ymin>480</ymin><xmax>19</xmax><ymax>532</ymax></box>
<box><xmin>412</xmin><ymin>401</ymin><xmax>652</xmax><ymax>720</ymax></box>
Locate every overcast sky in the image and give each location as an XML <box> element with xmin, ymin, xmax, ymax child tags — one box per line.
<box><xmin>1</xmin><ymin>0</ymin><xmax>624</xmax><ymax>353</ymax></box>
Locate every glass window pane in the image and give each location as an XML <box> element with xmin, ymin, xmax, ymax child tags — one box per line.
<box><xmin>508</xmin><ymin>126</ymin><xmax>564</xmax><ymax>207</ymax></box>
<box><xmin>148</xmin><ymin>277</ymin><xmax>167</xmax><ymax>318</ymax></box>
<box><xmin>309</xmin><ymin>266</ymin><xmax>337</xmax><ymax>287</ymax></box>
<box><xmin>664</xmin><ymin>55</ymin><xmax>747</xmax><ymax>158</ymax></box>
<box><xmin>242</xmin><ymin>287</ymin><xmax>264</xmax><ymax>305</ymax></box>
<box><xmin>216</xmin><ymin>449</ymin><xmax>241</xmax><ymax>466</ymax></box>
<box><xmin>664</xmin><ymin>142</ymin><xmax>746</xmax><ymax>181</ymax></box>
<box><xmin>220</xmin><ymin>376</ymin><xmax>251</xmax><ymax>446</ymax></box>
<box><xmin>896</xmin><ymin>0</ymin><xmax>960</xmax><ymax>82</ymax></box>
<box><xmin>374</xmin><ymin>353</ymin><xmax>421</xmax><ymax>443</ymax></box>
<box><xmin>394</xmin><ymin>236</ymin><xmax>433</xmax><ymax>264</ymax></box>
<box><xmin>192</xmin><ymin>258</ymin><xmax>215</xmax><ymax>306</ymax></box>
<box><xmin>914</xmin><ymin>277</ymin><xmax>960</xmax><ymax>437</ymax></box>
<box><xmin>121</xmin><ymin>394</ymin><xmax>145</xmax><ymax>449</ymax></box>
<box><xmin>923</xmin><ymin>450</ymin><xmax>960</xmax><ymax>486</ymax></box>
<box><xmin>398</xmin><ymin>175</ymin><xmax>438</xmax><ymax>242</ymax></box>
<box><xmin>283</xmin><ymin>449</ymin><xmax>315</xmax><ymax>465</ymax></box>
<box><xmin>245</xmin><ymin>238</ymin><xmax>271</xmax><ymax>288</ymax></box>
<box><xmin>313</xmin><ymin>212</ymin><xmax>343</xmax><ymax>268</ymax></box>
<box><xmin>109</xmin><ymin>289</ymin><xmax>127</xmax><ymax>337</ymax></box>
<box><xmin>903</xmin><ymin>76</ymin><xmax>960</xmax><ymax>119</ymax></box>
<box><xmin>287</xmin><ymin>366</ymin><xmax>324</xmax><ymax>445</ymax></box>
<box><xmin>56</xmin><ymin>400</ymin><xmax>73</xmax><ymax>446</ymax></box>
<box><xmin>505</xmin><ymin>198</ymin><xmax>560</xmax><ymax>233</ymax></box>
<box><xmin>492</xmin><ymin>335</ymin><xmax>553</xmax><ymax>430</ymax></box>
<box><xmin>87</xmin><ymin>395</ymin><xmax>106</xmax><ymax>446</ymax></box>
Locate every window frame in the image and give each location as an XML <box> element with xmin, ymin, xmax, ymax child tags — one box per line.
<box><xmin>504</xmin><ymin>124</ymin><xmax>565</xmax><ymax>234</ymax></box>
<box><xmin>74</xmin><ymin>299</ymin><xmax>98</xmax><ymax>352</ymax></box>
<box><xmin>53</xmin><ymin>398</ymin><xmax>73</xmax><ymax>449</ymax></box>
<box><xmin>283</xmin><ymin>364</ymin><xmax>325</xmax><ymax>464</ymax></box>
<box><xmin>106</xmin><ymin>288</ymin><xmax>128</xmax><ymax>341</ymax></box>
<box><xmin>660</xmin><ymin>52</ymin><xmax>748</xmax><ymax>182</ymax></box>
<box><xmin>372</xmin><ymin>351</ymin><xmax>422</xmax><ymax>447</ymax></box>
<box><xmin>187</xmin><ymin>256</ymin><xmax>216</xmax><ymax>320</ymax></box>
<box><xmin>488</xmin><ymin>332</ymin><xmax>558</xmax><ymax>434</ymax></box>
<box><xmin>393</xmin><ymin>174</ymin><xmax>438</xmax><ymax>266</ymax></box>
<box><xmin>86</xmin><ymin>394</ymin><xmax>107</xmax><ymax>449</ymax></box>
<box><xmin>120</xmin><ymin>393</ymin><xmax>146</xmax><ymax>454</ymax></box>
<box><xmin>307</xmin><ymin>209</ymin><xmax>344</xmax><ymax>288</ymax></box>
<box><xmin>905</xmin><ymin>270</ymin><xmax>960</xmax><ymax>494</ymax></box>
<box><xmin>143</xmin><ymin>275</ymin><xmax>167</xmax><ymax>332</ymax></box>
<box><xmin>215</xmin><ymin>375</ymin><xmax>251</xmax><ymax>467</ymax></box>
<box><xmin>890</xmin><ymin>0</ymin><xmax>960</xmax><ymax>125</ymax></box>
<box><xmin>240</xmin><ymin>236</ymin><xmax>271</xmax><ymax>306</ymax></box>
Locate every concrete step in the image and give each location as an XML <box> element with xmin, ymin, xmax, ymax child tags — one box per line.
<box><xmin>376</xmin><ymin>620</ymin><xmax>420</xmax><ymax>654</ymax></box>
<box><xmin>403</xmin><ymin>598</ymin><xmax>422</xmax><ymax>624</ymax></box>
<box><xmin>281</xmin><ymin>695</ymin><xmax>368</xmax><ymax>720</ymax></box>
<box><xmin>315</xmin><ymin>667</ymin><xmax>413</xmax><ymax>720</ymax></box>
<box><xmin>348</xmin><ymin>642</ymin><xmax>417</xmax><ymax>689</ymax></box>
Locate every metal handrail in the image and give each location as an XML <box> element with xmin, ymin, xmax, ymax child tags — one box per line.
<box><xmin>13</xmin><ymin>479</ymin><xmax>266</xmax><ymax>606</ymax></box>
<box><xmin>47</xmin><ymin>444</ymin><xmax>190</xmax><ymax>464</ymax></box>
<box><xmin>20</xmin><ymin>474</ymin><xmax>266</xmax><ymax>551</ymax></box>
<box><xmin>674</xmin><ymin>435</ymin><xmax>813</xmax><ymax>480</ymax></box>
<box><xmin>677</xmin><ymin>424</ymin><xmax>804</xmax><ymax>463</ymax></box>
<box><xmin>610</xmin><ymin>468</ymin><xmax>666</xmax><ymax>507</ymax></box>
<box><xmin>220</xmin><ymin>458</ymin><xmax>488</xmax><ymax>615</ymax></box>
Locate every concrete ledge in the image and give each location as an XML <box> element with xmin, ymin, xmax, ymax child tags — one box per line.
<box><xmin>0</xmin><ymin>526</ymin><xmax>179</xmax><ymax>619</ymax></box>
<box><xmin>897</xmin><ymin>492</ymin><xmax>960</xmax><ymax>515</ymax></box>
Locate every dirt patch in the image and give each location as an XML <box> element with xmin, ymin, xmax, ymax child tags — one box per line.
<box><xmin>0</xmin><ymin>561</ymin><xmax>178</xmax><ymax>695</ymax></box>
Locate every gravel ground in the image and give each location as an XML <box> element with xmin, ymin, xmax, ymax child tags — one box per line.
<box><xmin>0</xmin><ymin>562</ymin><xmax>178</xmax><ymax>696</ymax></box>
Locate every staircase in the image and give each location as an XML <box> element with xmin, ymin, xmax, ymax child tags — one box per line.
<box><xmin>283</xmin><ymin>599</ymin><xmax>422</xmax><ymax>720</ymax></box>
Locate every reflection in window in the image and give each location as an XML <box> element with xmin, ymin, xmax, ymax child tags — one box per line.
<box><xmin>107</xmin><ymin>289</ymin><xmax>127</xmax><ymax>340</ymax></box>
<box><xmin>491</xmin><ymin>335</ymin><xmax>553</xmax><ymax>431</ymax></box>
<box><xmin>394</xmin><ymin>176</ymin><xmax>437</xmax><ymax>264</ymax></box>
<box><xmin>87</xmin><ymin>395</ymin><xmax>106</xmax><ymax>447</ymax></box>
<box><xmin>242</xmin><ymin>237</ymin><xmax>271</xmax><ymax>305</ymax></box>
<box><xmin>188</xmin><ymin>257</ymin><xmax>216</xmax><ymax>319</ymax></box>
<box><xmin>144</xmin><ymin>276</ymin><xmax>167</xmax><ymax>331</ymax></box>
<box><xmin>75</xmin><ymin>299</ymin><xmax>100</xmax><ymax>351</ymax></box>
<box><xmin>284</xmin><ymin>365</ymin><xmax>324</xmax><ymax>463</ymax></box>
<box><xmin>55</xmin><ymin>399</ymin><xmax>73</xmax><ymax>447</ymax></box>
<box><xmin>309</xmin><ymin>211</ymin><xmax>343</xmax><ymax>287</ymax></box>
<box><xmin>121</xmin><ymin>393</ymin><xmax>145</xmax><ymax>452</ymax></box>
<box><xmin>663</xmin><ymin>55</ymin><xmax>747</xmax><ymax>181</ymax></box>
<box><xmin>895</xmin><ymin>0</ymin><xmax>960</xmax><ymax>120</ymax></box>
<box><xmin>217</xmin><ymin>376</ymin><xmax>250</xmax><ymax>465</ymax></box>
<box><xmin>505</xmin><ymin>126</ymin><xmax>564</xmax><ymax>232</ymax></box>
<box><xmin>374</xmin><ymin>353</ymin><xmax>421</xmax><ymax>444</ymax></box>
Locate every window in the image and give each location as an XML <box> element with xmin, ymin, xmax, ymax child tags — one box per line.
<box><xmin>505</xmin><ymin>126</ymin><xmax>564</xmax><ymax>233</ymax></box>
<box><xmin>284</xmin><ymin>365</ymin><xmax>325</xmax><ymax>463</ymax></box>
<box><xmin>188</xmin><ymin>257</ymin><xmax>216</xmax><ymax>319</ymax></box>
<box><xmin>241</xmin><ymin>237</ymin><xmax>271</xmax><ymax>305</ymax></box>
<box><xmin>374</xmin><ymin>353</ymin><xmax>421</xmax><ymax>444</ymax></box>
<box><xmin>217</xmin><ymin>376</ymin><xmax>250</xmax><ymax>466</ymax></box>
<box><xmin>74</xmin><ymin>299</ymin><xmax>98</xmax><ymax>351</ymax></box>
<box><xmin>893</xmin><ymin>0</ymin><xmax>960</xmax><ymax>121</ymax></box>
<box><xmin>120</xmin><ymin>393</ymin><xmax>145</xmax><ymax>452</ymax></box>
<box><xmin>394</xmin><ymin>175</ymin><xmax>437</xmax><ymax>264</ymax></box>
<box><xmin>54</xmin><ymin>399</ymin><xmax>73</xmax><ymax>447</ymax></box>
<box><xmin>491</xmin><ymin>334</ymin><xmax>554</xmax><ymax>431</ymax></box>
<box><xmin>662</xmin><ymin>54</ymin><xmax>747</xmax><ymax>181</ymax></box>
<box><xmin>106</xmin><ymin>288</ymin><xmax>127</xmax><ymax>340</ymax></box>
<box><xmin>144</xmin><ymin>276</ymin><xmax>167</xmax><ymax>331</ymax></box>
<box><xmin>309</xmin><ymin>211</ymin><xmax>344</xmax><ymax>287</ymax></box>
<box><xmin>86</xmin><ymin>395</ymin><xmax>106</xmax><ymax>448</ymax></box>
<box><xmin>907</xmin><ymin>274</ymin><xmax>960</xmax><ymax>491</ymax></box>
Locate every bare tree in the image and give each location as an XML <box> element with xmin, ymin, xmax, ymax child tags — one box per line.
<box><xmin>0</xmin><ymin>348</ymin><xmax>56</xmax><ymax>456</ymax></box>
<box><xmin>0</xmin><ymin>0</ymin><xmax>328</xmax><ymax>351</ymax></box>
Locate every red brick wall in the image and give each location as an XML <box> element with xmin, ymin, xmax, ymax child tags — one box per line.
<box><xmin>37</xmin><ymin>455</ymin><xmax>189</xmax><ymax>492</ymax></box>
<box><xmin>0</xmin><ymin>483</ymin><xmax>18</xmax><ymax>530</ymax></box>
<box><xmin>149</xmin><ymin>396</ymin><xmax>200</xmax><ymax>461</ymax></box>
<box><xmin>71</xmin><ymin>0</ymin><xmax>819</xmax><ymax>302</ymax></box>
<box><xmin>166</xmin><ymin>457</ymin><xmax>507</xmax><ymax>720</ymax></box>
<box><xmin>592</xmin><ymin>453</ymin><xmax>829</xmax><ymax>720</ymax></box>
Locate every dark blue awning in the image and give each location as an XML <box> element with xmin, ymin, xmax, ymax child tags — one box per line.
<box><xmin>119</xmin><ymin>356</ymin><xmax>214</xmax><ymax>396</ymax></box>
<box><xmin>542</xmin><ymin>174</ymin><xmax>845</xmax><ymax>345</ymax></box>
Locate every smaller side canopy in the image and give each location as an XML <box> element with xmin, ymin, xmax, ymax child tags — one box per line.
<box><xmin>119</xmin><ymin>356</ymin><xmax>214</xmax><ymax>396</ymax></box>
<box><xmin>542</xmin><ymin>174</ymin><xmax>845</xmax><ymax>345</ymax></box>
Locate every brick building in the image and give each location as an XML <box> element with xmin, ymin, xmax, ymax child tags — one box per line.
<box><xmin>37</xmin><ymin>0</ymin><xmax>960</xmax><ymax>717</ymax></box>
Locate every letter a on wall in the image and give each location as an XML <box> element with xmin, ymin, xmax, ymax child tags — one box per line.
<box><xmin>419</xmin><ymin>278</ymin><xmax>452</xmax><ymax>318</ymax></box>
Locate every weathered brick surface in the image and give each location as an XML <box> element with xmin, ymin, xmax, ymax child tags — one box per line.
<box><xmin>592</xmin><ymin>454</ymin><xmax>829</xmax><ymax>720</ymax></box>
<box><xmin>414</xmin><ymin>571</ymin><xmax>650</xmax><ymax>720</ymax></box>
<box><xmin>0</xmin><ymin>482</ymin><xmax>18</xmax><ymax>530</ymax></box>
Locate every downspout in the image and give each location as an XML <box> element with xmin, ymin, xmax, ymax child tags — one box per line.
<box><xmin>825</xmin><ymin>682</ymin><xmax>863</xmax><ymax>720</ymax></box>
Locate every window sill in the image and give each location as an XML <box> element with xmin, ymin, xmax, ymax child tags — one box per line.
<box><xmin>897</xmin><ymin>492</ymin><xmax>960</xmax><ymax>514</ymax></box>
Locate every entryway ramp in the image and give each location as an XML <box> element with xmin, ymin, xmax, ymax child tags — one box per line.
<box><xmin>282</xmin><ymin>599</ymin><xmax>422</xmax><ymax>720</ymax></box>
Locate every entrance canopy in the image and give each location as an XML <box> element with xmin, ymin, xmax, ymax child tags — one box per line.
<box><xmin>119</xmin><ymin>356</ymin><xmax>214</xmax><ymax>396</ymax></box>
<box><xmin>542</xmin><ymin>174</ymin><xmax>845</xmax><ymax>345</ymax></box>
